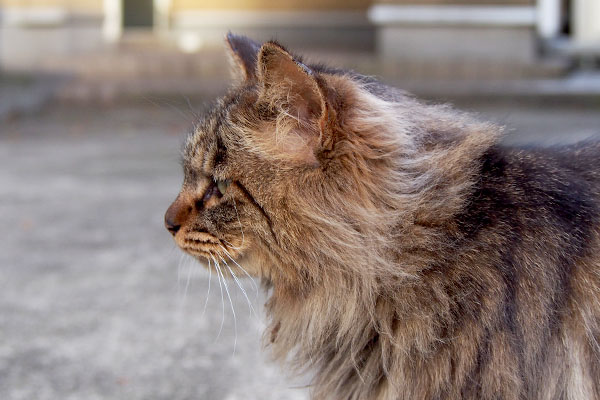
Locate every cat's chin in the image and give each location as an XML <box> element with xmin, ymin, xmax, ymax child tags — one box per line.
<box><xmin>175</xmin><ymin>231</ymin><xmax>246</xmax><ymax>262</ymax></box>
<box><xmin>179</xmin><ymin>247</ymin><xmax>214</xmax><ymax>261</ymax></box>
<box><xmin>180</xmin><ymin>246</ymin><xmax>258</xmax><ymax>278</ymax></box>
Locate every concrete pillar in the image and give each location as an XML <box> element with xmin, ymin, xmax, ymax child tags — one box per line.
<box><xmin>573</xmin><ymin>0</ymin><xmax>600</xmax><ymax>44</ymax></box>
<box><xmin>155</xmin><ymin>0</ymin><xmax>171</xmax><ymax>34</ymax></box>
<box><xmin>103</xmin><ymin>0</ymin><xmax>122</xmax><ymax>42</ymax></box>
<box><xmin>537</xmin><ymin>0</ymin><xmax>561</xmax><ymax>39</ymax></box>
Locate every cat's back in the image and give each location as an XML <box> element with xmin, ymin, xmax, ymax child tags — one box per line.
<box><xmin>452</xmin><ymin>140</ymin><xmax>600</xmax><ymax>400</ymax></box>
<box><xmin>556</xmin><ymin>141</ymin><xmax>600</xmax><ymax>192</ymax></box>
<box><xmin>484</xmin><ymin>140</ymin><xmax>600</xmax><ymax>204</ymax></box>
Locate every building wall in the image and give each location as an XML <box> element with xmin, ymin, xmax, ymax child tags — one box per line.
<box><xmin>168</xmin><ymin>0</ymin><xmax>375</xmax><ymax>51</ymax></box>
<box><xmin>368</xmin><ymin>0</ymin><xmax>540</xmax><ymax>79</ymax></box>
<box><xmin>0</xmin><ymin>0</ymin><xmax>542</xmax><ymax>15</ymax></box>
<box><xmin>0</xmin><ymin>0</ymin><xmax>102</xmax><ymax>12</ymax></box>
<box><xmin>376</xmin><ymin>0</ymin><xmax>533</xmax><ymax>4</ymax></box>
<box><xmin>171</xmin><ymin>0</ymin><xmax>371</xmax><ymax>11</ymax></box>
<box><xmin>0</xmin><ymin>0</ymin><xmax>105</xmax><ymax>70</ymax></box>
<box><xmin>1</xmin><ymin>0</ymin><xmax>598</xmax><ymax>72</ymax></box>
<box><xmin>573</xmin><ymin>0</ymin><xmax>600</xmax><ymax>44</ymax></box>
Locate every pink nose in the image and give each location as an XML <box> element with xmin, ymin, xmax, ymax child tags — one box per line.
<box><xmin>164</xmin><ymin>194</ymin><xmax>191</xmax><ymax>236</ymax></box>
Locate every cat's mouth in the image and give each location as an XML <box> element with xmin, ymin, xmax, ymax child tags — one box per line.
<box><xmin>176</xmin><ymin>230</ymin><xmax>246</xmax><ymax>269</ymax></box>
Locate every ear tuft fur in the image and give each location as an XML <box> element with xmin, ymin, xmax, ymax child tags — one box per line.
<box><xmin>256</xmin><ymin>41</ymin><xmax>328</xmax><ymax>129</ymax></box>
<box><xmin>253</xmin><ymin>41</ymin><xmax>333</xmax><ymax>165</ymax></box>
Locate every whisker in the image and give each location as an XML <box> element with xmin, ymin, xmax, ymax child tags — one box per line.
<box><xmin>210</xmin><ymin>253</ymin><xmax>226</xmax><ymax>342</ymax></box>
<box><xmin>201</xmin><ymin>258</ymin><xmax>212</xmax><ymax>318</ymax></box>
<box><xmin>214</xmin><ymin>255</ymin><xmax>238</xmax><ymax>355</ymax></box>
<box><xmin>165</xmin><ymin>243</ymin><xmax>180</xmax><ymax>263</ymax></box>
<box><xmin>143</xmin><ymin>95</ymin><xmax>196</xmax><ymax>124</ymax></box>
<box><xmin>219</xmin><ymin>244</ymin><xmax>259</xmax><ymax>297</ymax></box>
<box><xmin>182</xmin><ymin>94</ymin><xmax>201</xmax><ymax>121</ymax></box>
<box><xmin>218</xmin><ymin>253</ymin><xmax>257</xmax><ymax>318</ymax></box>
<box><xmin>182</xmin><ymin>254</ymin><xmax>194</xmax><ymax>302</ymax></box>
<box><xmin>221</xmin><ymin>238</ymin><xmax>240</xmax><ymax>249</ymax></box>
<box><xmin>177</xmin><ymin>252</ymin><xmax>185</xmax><ymax>292</ymax></box>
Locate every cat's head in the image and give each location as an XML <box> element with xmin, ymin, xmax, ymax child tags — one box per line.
<box><xmin>164</xmin><ymin>34</ymin><xmax>382</xmax><ymax>282</ymax></box>
<box><xmin>164</xmin><ymin>34</ymin><xmax>495</xmax><ymax>285</ymax></box>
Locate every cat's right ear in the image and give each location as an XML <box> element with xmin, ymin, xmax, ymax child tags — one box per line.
<box><xmin>225</xmin><ymin>33</ymin><xmax>261</xmax><ymax>82</ymax></box>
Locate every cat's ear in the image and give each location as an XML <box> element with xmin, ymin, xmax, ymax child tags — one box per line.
<box><xmin>257</xmin><ymin>42</ymin><xmax>327</xmax><ymax>126</ymax></box>
<box><xmin>256</xmin><ymin>42</ymin><xmax>330</xmax><ymax>164</ymax></box>
<box><xmin>225</xmin><ymin>32</ymin><xmax>261</xmax><ymax>82</ymax></box>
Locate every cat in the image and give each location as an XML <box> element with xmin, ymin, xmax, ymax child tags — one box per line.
<box><xmin>165</xmin><ymin>33</ymin><xmax>600</xmax><ymax>400</ymax></box>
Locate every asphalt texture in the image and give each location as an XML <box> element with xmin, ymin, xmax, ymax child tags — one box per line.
<box><xmin>1</xmin><ymin>98</ymin><xmax>599</xmax><ymax>400</ymax></box>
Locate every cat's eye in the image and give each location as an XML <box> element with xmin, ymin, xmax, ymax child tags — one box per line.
<box><xmin>217</xmin><ymin>179</ymin><xmax>230</xmax><ymax>195</ymax></box>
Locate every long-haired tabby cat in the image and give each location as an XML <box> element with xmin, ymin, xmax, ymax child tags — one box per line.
<box><xmin>165</xmin><ymin>33</ymin><xmax>600</xmax><ymax>399</ymax></box>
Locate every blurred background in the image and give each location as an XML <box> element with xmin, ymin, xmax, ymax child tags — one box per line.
<box><xmin>1</xmin><ymin>1</ymin><xmax>599</xmax><ymax>399</ymax></box>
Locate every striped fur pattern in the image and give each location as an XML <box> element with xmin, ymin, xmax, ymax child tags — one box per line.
<box><xmin>165</xmin><ymin>34</ymin><xmax>600</xmax><ymax>399</ymax></box>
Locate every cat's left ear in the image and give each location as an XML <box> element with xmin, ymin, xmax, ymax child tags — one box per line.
<box><xmin>256</xmin><ymin>42</ymin><xmax>332</xmax><ymax>164</ymax></box>
<box><xmin>225</xmin><ymin>32</ymin><xmax>261</xmax><ymax>82</ymax></box>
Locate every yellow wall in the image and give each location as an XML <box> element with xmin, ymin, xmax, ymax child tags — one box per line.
<box><xmin>0</xmin><ymin>0</ymin><xmax>103</xmax><ymax>12</ymax></box>
<box><xmin>0</xmin><ymin>0</ymin><xmax>65</xmax><ymax>6</ymax></box>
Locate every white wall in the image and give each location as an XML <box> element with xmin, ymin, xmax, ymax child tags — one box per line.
<box><xmin>0</xmin><ymin>7</ymin><xmax>104</xmax><ymax>71</ymax></box>
<box><xmin>573</xmin><ymin>0</ymin><xmax>600</xmax><ymax>44</ymax></box>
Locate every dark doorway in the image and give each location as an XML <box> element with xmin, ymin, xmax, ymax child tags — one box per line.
<box><xmin>122</xmin><ymin>0</ymin><xmax>154</xmax><ymax>28</ymax></box>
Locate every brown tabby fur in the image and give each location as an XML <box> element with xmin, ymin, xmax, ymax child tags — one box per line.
<box><xmin>165</xmin><ymin>34</ymin><xmax>600</xmax><ymax>399</ymax></box>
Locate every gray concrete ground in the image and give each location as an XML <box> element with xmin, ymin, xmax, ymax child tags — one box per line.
<box><xmin>0</xmin><ymin>98</ymin><xmax>599</xmax><ymax>400</ymax></box>
<box><xmin>0</xmin><ymin>74</ymin><xmax>63</xmax><ymax>123</ymax></box>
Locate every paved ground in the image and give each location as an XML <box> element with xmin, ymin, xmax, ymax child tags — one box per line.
<box><xmin>0</xmin><ymin>97</ymin><xmax>599</xmax><ymax>400</ymax></box>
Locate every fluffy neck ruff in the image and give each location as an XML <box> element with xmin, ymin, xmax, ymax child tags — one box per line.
<box><xmin>262</xmin><ymin>81</ymin><xmax>501</xmax><ymax>399</ymax></box>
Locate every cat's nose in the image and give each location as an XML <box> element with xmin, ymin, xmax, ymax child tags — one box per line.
<box><xmin>164</xmin><ymin>216</ymin><xmax>180</xmax><ymax>235</ymax></box>
<box><xmin>164</xmin><ymin>195</ymin><xmax>191</xmax><ymax>236</ymax></box>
